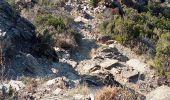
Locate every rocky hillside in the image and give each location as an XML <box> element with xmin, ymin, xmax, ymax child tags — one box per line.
<box><xmin>0</xmin><ymin>0</ymin><xmax>170</xmax><ymax>100</ymax></box>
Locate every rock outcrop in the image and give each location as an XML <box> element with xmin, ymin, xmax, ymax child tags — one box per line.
<box><xmin>0</xmin><ymin>0</ymin><xmax>36</xmax><ymax>43</ymax></box>
<box><xmin>0</xmin><ymin>0</ymin><xmax>58</xmax><ymax>77</ymax></box>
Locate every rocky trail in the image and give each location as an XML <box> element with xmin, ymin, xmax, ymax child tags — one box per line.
<box><xmin>1</xmin><ymin>0</ymin><xmax>170</xmax><ymax>100</ymax></box>
<box><xmin>35</xmin><ymin>0</ymin><xmax>159</xmax><ymax>99</ymax></box>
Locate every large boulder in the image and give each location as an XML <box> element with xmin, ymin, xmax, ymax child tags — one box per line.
<box><xmin>146</xmin><ymin>86</ymin><xmax>170</xmax><ymax>100</ymax></box>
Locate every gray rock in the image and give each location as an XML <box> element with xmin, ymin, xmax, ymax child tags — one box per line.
<box><xmin>77</xmin><ymin>59</ymin><xmax>102</xmax><ymax>74</ymax></box>
<box><xmin>83</xmin><ymin>63</ymin><xmax>100</xmax><ymax>73</ymax></box>
<box><xmin>94</xmin><ymin>47</ymin><xmax>122</xmax><ymax>59</ymax></box>
<box><xmin>0</xmin><ymin>0</ymin><xmax>36</xmax><ymax>42</ymax></box>
<box><xmin>14</xmin><ymin>52</ymin><xmax>44</xmax><ymax>76</ymax></box>
<box><xmin>126</xmin><ymin>59</ymin><xmax>147</xmax><ymax>73</ymax></box>
<box><xmin>100</xmin><ymin>58</ymin><xmax>118</xmax><ymax>69</ymax></box>
<box><xmin>146</xmin><ymin>86</ymin><xmax>170</xmax><ymax>100</ymax></box>
<box><xmin>54</xmin><ymin>47</ymin><xmax>70</xmax><ymax>59</ymax></box>
<box><xmin>45</xmin><ymin>77</ymin><xmax>75</xmax><ymax>89</ymax></box>
<box><xmin>122</xmin><ymin>69</ymin><xmax>139</xmax><ymax>82</ymax></box>
<box><xmin>66</xmin><ymin>72</ymin><xmax>79</xmax><ymax>80</ymax></box>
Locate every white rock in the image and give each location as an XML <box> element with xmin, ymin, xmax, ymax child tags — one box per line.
<box><xmin>146</xmin><ymin>85</ymin><xmax>170</xmax><ymax>100</ymax></box>
<box><xmin>8</xmin><ymin>80</ymin><xmax>25</xmax><ymax>91</ymax></box>
<box><xmin>53</xmin><ymin>88</ymin><xmax>62</xmax><ymax>95</ymax></box>
<box><xmin>74</xmin><ymin>16</ymin><xmax>82</xmax><ymax>22</ymax></box>
<box><xmin>126</xmin><ymin>59</ymin><xmax>147</xmax><ymax>73</ymax></box>
<box><xmin>0</xmin><ymin>84</ymin><xmax>10</xmax><ymax>93</ymax></box>
<box><xmin>109</xmin><ymin>44</ymin><xmax>116</xmax><ymax>48</ymax></box>
<box><xmin>74</xmin><ymin>94</ymin><xmax>85</xmax><ymax>100</ymax></box>
<box><xmin>74</xmin><ymin>16</ymin><xmax>89</xmax><ymax>23</ymax></box>
<box><xmin>110</xmin><ymin>67</ymin><xmax>119</xmax><ymax>76</ymax></box>
<box><xmin>46</xmin><ymin>79</ymin><xmax>56</xmax><ymax>86</ymax></box>
<box><xmin>66</xmin><ymin>60</ymin><xmax>78</xmax><ymax>68</ymax></box>
<box><xmin>88</xmin><ymin>93</ymin><xmax>95</xmax><ymax>100</ymax></box>
<box><xmin>100</xmin><ymin>59</ymin><xmax>118</xmax><ymax>69</ymax></box>
<box><xmin>51</xmin><ymin>68</ymin><xmax>59</xmax><ymax>74</ymax></box>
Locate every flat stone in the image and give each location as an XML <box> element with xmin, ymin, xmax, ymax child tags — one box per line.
<box><xmin>146</xmin><ymin>86</ymin><xmax>170</xmax><ymax>100</ymax></box>
<box><xmin>74</xmin><ymin>16</ymin><xmax>89</xmax><ymax>23</ymax></box>
<box><xmin>84</xmin><ymin>64</ymin><xmax>101</xmax><ymax>73</ymax></box>
<box><xmin>126</xmin><ymin>59</ymin><xmax>147</xmax><ymax>73</ymax></box>
<box><xmin>122</xmin><ymin>70</ymin><xmax>139</xmax><ymax>80</ymax></box>
<box><xmin>100</xmin><ymin>59</ymin><xmax>118</xmax><ymax>69</ymax></box>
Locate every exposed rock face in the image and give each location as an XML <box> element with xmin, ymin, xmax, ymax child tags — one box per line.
<box><xmin>0</xmin><ymin>0</ymin><xmax>58</xmax><ymax>77</ymax></box>
<box><xmin>0</xmin><ymin>0</ymin><xmax>36</xmax><ymax>42</ymax></box>
<box><xmin>0</xmin><ymin>0</ymin><xmax>39</xmax><ymax>76</ymax></box>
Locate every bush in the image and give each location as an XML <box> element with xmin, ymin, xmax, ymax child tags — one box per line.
<box><xmin>89</xmin><ymin>0</ymin><xmax>101</xmax><ymax>7</ymax></box>
<box><xmin>36</xmin><ymin>15</ymin><xmax>67</xmax><ymax>33</ymax></box>
<box><xmin>155</xmin><ymin>33</ymin><xmax>170</xmax><ymax>78</ymax></box>
<box><xmin>99</xmin><ymin>7</ymin><xmax>170</xmax><ymax>54</ymax></box>
<box><xmin>35</xmin><ymin>14</ymin><xmax>80</xmax><ymax>50</ymax></box>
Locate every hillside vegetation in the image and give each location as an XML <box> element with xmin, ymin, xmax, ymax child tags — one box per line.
<box><xmin>99</xmin><ymin>0</ymin><xmax>170</xmax><ymax>78</ymax></box>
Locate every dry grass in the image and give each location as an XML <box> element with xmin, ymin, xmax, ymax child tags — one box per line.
<box><xmin>25</xmin><ymin>79</ymin><xmax>38</xmax><ymax>94</ymax></box>
<box><xmin>95</xmin><ymin>86</ymin><xmax>119</xmax><ymax>100</ymax></box>
<box><xmin>68</xmin><ymin>84</ymin><xmax>90</xmax><ymax>96</ymax></box>
<box><xmin>95</xmin><ymin>86</ymin><xmax>137</xmax><ymax>100</ymax></box>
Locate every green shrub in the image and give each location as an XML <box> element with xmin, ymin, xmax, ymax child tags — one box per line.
<box><xmin>100</xmin><ymin>7</ymin><xmax>170</xmax><ymax>48</ymax></box>
<box><xmin>37</xmin><ymin>0</ymin><xmax>67</xmax><ymax>7</ymax></box>
<box><xmin>35</xmin><ymin>13</ymin><xmax>81</xmax><ymax>50</ymax></box>
<box><xmin>89</xmin><ymin>0</ymin><xmax>101</xmax><ymax>7</ymax></box>
<box><xmin>36</xmin><ymin>15</ymin><xmax>66</xmax><ymax>32</ymax></box>
<box><xmin>155</xmin><ymin>33</ymin><xmax>170</xmax><ymax>78</ymax></box>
